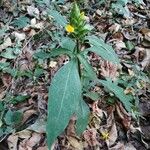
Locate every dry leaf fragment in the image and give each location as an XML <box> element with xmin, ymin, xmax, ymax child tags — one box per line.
<box><xmin>37</xmin><ymin>146</ymin><xmax>48</xmax><ymax>150</ymax></box>
<box><xmin>27</xmin><ymin>6</ymin><xmax>39</xmax><ymax>18</ymax></box>
<box><xmin>13</xmin><ymin>32</ymin><xmax>26</xmax><ymax>41</ymax></box>
<box><xmin>109</xmin><ymin>142</ymin><xmax>124</xmax><ymax>150</ymax></box>
<box><xmin>49</xmin><ymin>61</ymin><xmax>57</xmax><ymax>68</ymax></box>
<box><xmin>114</xmin><ymin>40</ymin><xmax>126</xmax><ymax>51</ymax></box>
<box><xmin>124</xmin><ymin>143</ymin><xmax>136</xmax><ymax>150</ymax></box>
<box><xmin>67</xmin><ymin>136</ymin><xmax>83</xmax><ymax>150</ymax></box>
<box><xmin>16</xmin><ymin>130</ymin><xmax>32</xmax><ymax>139</ymax></box>
<box><xmin>26</xmin><ymin>132</ymin><xmax>42</xmax><ymax>148</ymax></box>
<box><xmin>100</xmin><ymin>60</ymin><xmax>118</xmax><ymax>81</ymax></box>
<box><xmin>0</xmin><ymin>37</ymin><xmax>12</xmax><ymax>52</ymax></box>
<box><xmin>7</xmin><ymin>134</ymin><xmax>18</xmax><ymax>150</ymax></box>
<box><xmin>83</xmin><ymin>128</ymin><xmax>99</xmax><ymax>147</ymax></box>
<box><xmin>109</xmin><ymin>23</ymin><xmax>121</xmax><ymax>33</ymax></box>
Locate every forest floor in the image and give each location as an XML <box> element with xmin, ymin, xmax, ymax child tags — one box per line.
<box><xmin>0</xmin><ymin>0</ymin><xmax>150</xmax><ymax>150</ymax></box>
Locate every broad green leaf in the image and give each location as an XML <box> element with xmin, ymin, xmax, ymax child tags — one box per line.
<box><xmin>84</xmin><ymin>92</ymin><xmax>100</xmax><ymax>101</ymax></box>
<box><xmin>76</xmin><ymin>99</ymin><xmax>90</xmax><ymax>135</ymax></box>
<box><xmin>4</xmin><ymin>110</ymin><xmax>23</xmax><ymax>126</ymax></box>
<box><xmin>34</xmin><ymin>51</ymin><xmax>51</xmax><ymax>59</ymax></box>
<box><xmin>60</xmin><ymin>37</ymin><xmax>76</xmax><ymax>51</ymax></box>
<box><xmin>77</xmin><ymin>54</ymin><xmax>97</xmax><ymax>79</ymax></box>
<box><xmin>98</xmin><ymin>79</ymin><xmax>132</xmax><ymax>112</ymax></box>
<box><xmin>86</xmin><ymin>36</ymin><xmax>120</xmax><ymax>64</ymax></box>
<box><xmin>0</xmin><ymin>48</ymin><xmax>17</xmax><ymax>59</ymax></box>
<box><xmin>132</xmin><ymin>0</ymin><xmax>144</xmax><ymax>4</ymax></box>
<box><xmin>111</xmin><ymin>3</ymin><xmax>130</xmax><ymax>17</ymax></box>
<box><xmin>0</xmin><ymin>102</ymin><xmax>4</xmax><ymax>111</ymax></box>
<box><xmin>49</xmin><ymin>10</ymin><xmax>67</xmax><ymax>27</ymax></box>
<box><xmin>11</xmin><ymin>16</ymin><xmax>30</xmax><ymax>29</ymax></box>
<box><xmin>50</xmin><ymin>48</ymin><xmax>74</xmax><ymax>57</ymax></box>
<box><xmin>47</xmin><ymin>60</ymin><xmax>82</xmax><ymax>148</ymax></box>
<box><xmin>126</xmin><ymin>41</ymin><xmax>134</xmax><ymax>51</ymax></box>
<box><xmin>0</xmin><ymin>62</ymin><xmax>10</xmax><ymax>70</ymax></box>
<box><xmin>10</xmin><ymin>95</ymin><xmax>30</xmax><ymax>105</ymax></box>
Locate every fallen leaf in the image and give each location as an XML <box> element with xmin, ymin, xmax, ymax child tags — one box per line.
<box><xmin>27</xmin><ymin>6</ymin><xmax>39</xmax><ymax>18</ymax></box>
<box><xmin>67</xmin><ymin>136</ymin><xmax>83</xmax><ymax>150</ymax></box>
<box><xmin>7</xmin><ymin>134</ymin><xmax>18</xmax><ymax>150</ymax></box>
<box><xmin>26</xmin><ymin>132</ymin><xmax>42</xmax><ymax>148</ymax></box>
<box><xmin>100</xmin><ymin>60</ymin><xmax>118</xmax><ymax>81</ymax></box>
<box><xmin>13</xmin><ymin>32</ymin><xmax>26</xmax><ymax>41</ymax></box>
<box><xmin>0</xmin><ymin>37</ymin><xmax>12</xmax><ymax>52</ymax></box>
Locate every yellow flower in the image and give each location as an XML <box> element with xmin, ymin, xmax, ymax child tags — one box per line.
<box><xmin>101</xmin><ymin>131</ymin><xmax>109</xmax><ymax>140</ymax></box>
<box><xmin>65</xmin><ymin>24</ymin><xmax>74</xmax><ymax>33</ymax></box>
<box><xmin>80</xmin><ymin>12</ymin><xmax>85</xmax><ymax>19</ymax></box>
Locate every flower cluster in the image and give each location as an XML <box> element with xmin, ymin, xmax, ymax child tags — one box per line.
<box><xmin>65</xmin><ymin>3</ymin><xmax>90</xmax><ymax>39</ymax></box>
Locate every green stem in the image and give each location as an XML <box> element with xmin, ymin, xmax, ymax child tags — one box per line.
<box><xmin>76</xmin><ymin>39</ymin><xmax>81</xmax><ymax>78</ymax></box>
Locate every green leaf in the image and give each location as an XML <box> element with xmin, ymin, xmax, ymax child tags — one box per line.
<box><xmin>76</xmin><ymin>99</ymin><xmax>90</xmax><ymax>135</ymax></box>
<box><xmin>0</xmin><ymin>62</ymin><xmax>10</xmax><ymax>70</ymax></box>
<box><xmin>34</xmin><ymin>51</ymin><xmax>51</xmax><ymax>59</ymax></box>
<box><xmin>11</xmin><ymin>16</ymin><xmax>30</xmax><ymax>29</ymax></box>
<box><xmin>4</xmin><ymin>110</ymin><xmax>23</xmax><ymax>126</ymax></box>
<box><xmin>84</xmin><ymin>92</ymin><xmax>100</xmax><ymax>101</ymax></box>
<box><xmin>77</xmin><ymin>54</ymin><xmax>97</xmax><ymax>79</ymax></box>
<box><xmin>132</xmin><ymin>0</ymin><xmax>144</xmax><ymax>4</ymax></box>
<box><xmin>0</xmin><ymin>102</ymin><xmax>4</xmax><ymax>111</ymax></box>
<box><xmin>49</xmin><ymin>10</ymin><xmax>67</xmax><ymax>27</ymax></box>
<box><xmin>126</xmin><ymin>41</ymin><xmax>134</xmax><ymax>51</ymax></box>
<box><xmin>50</xmin><ymin>48</ymin><xmax>74</xmax><ymax>57</ymax></box>
<box><xmin>0</xmin><ymin>48</ymin><xmax>17</xmax><ymax>59</ymax></box>
<box><xmin>98</xmin><ymin>79</ymin><xmax>133</xmax><ymax>112</ymax></box>
<box><xmin>10</xmin><ymin>95</ymin><xmax>30</xmax><ymax>105</ymax></box>
<box><xmin>111</xmin><ymin>3</ymin><xmax>130</xmax><ymax>17</ymax></box>
<box><xmin>60</xmin><ymin>37</ymin><xmax>76</xmax><ymax>51</ymax></box>
<box><xmin>85</xmin><ymin>36</ymin><xmax>120</xmax><ymax>64</ymax></box>
<box><xmin>47</xmin><ymin>60</ymin><xmax>82</xmax><ymax>148</ymax></box>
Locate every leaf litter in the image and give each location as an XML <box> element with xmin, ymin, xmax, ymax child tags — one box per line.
<box><xmin>0</xmin><ymin>0</ymin><xmax>150</xmax><ymax>150</ymax></box>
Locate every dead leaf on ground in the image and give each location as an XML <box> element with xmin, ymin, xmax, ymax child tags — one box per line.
<box><xmin>67</xmin><ymin>136</ymin><xmax>83</xmax><ymax>150</ymax></box>
<box><xmin>7</xmin><ymin>134</ymin><xmax>18</xmax><ymax>150</ymax></box>
<box><xmin>83</xmin><ymin>128</ymin><xmax>99</xmax><ymax>147</ymax></box>
<box><xmin>100</xmin><ymin>60</ymin><xmax>118</xmax><ymax>81</ymax></box>
<box><xmin>0</xmin><ymin>37</ymin><xmax>12</xmax><ymax>52</ymax></box>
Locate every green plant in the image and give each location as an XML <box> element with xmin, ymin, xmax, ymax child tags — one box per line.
<box><xmin>111</xmin><ymin>0</ymin><xmax>144</xmax><ymax>17</ymax></box>
<box><xmin>47</xmin><ymin>2</ymin><xmax>133</xmax><ymax>149</ymax></box>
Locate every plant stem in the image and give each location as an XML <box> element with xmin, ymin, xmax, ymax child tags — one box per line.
<box><xmin>76</xmin><ymin>39</ymin><xmax>81</xmax><ymax>78</ymax></box>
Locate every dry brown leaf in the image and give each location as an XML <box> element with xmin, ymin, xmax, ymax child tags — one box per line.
<box><xmin>49</xmin><ymin>61</ymin><xmax>57</xmax><ymax>68</ymax></box>
<box><xmin>116</xmin><ymin>102</ymin><xmax>131</xmax><ymax>130</ymax></box>
<box><xmin>100</xmin><ymin>60</ymin><xmax>118</xmax><ymax>81</ymax></box>
<box><xmin>27</xmin><ymin>5</ymin><xmax>39</xmax><ymax>18</ymax></box>
<box><xmin>109</xmin><ymin>23</ymin><xmax>121</xmax><ymax>33</ymax></box>
<box><xmin>109</xmin><ymin>142</ymin><xmax>124</xmax><ymax>150</ymax></box>
<box><xmin>22</xmin><ymin>109</ymin><xmax>37</xmax><ymax>124</ymax></box>
<box><xmin>13</xmin><ymin>32</ymin><xmax>26</xmax><ymax>41</ymax></box>
<box><xmin>0</xmin><ymin>37</ymin><xmax>12</xmax><ymax>52</ymax></box>
<box><xmin>7</xmin><ymin>134</ymin><xmax>18</xmax><ymax>150</ymax></box>
<box><xmin>140</xmin><ymin>49</ymin><xmax>150</xmax><ymax>70</ymax></box>
<box><xmin>124</xmin><ymin>143</ymin><xmax>136</xmax><ymax>150</ymax></box>
<box><xmin>83</xmin><ymin>128</ymin><xmax>99</xmax><ymax>147</ymax></box>
<box><xmin>91</xmin><ymin>101</ymin><xmax>104</xmax><ymax>118</ymax></box>
<box><xmin>66</xmin><ymin>115</ymin><xmax>76</xmax><ymax>136</ymax></box>
<box><xmin>114</xmin><ymin>40</ymin><xmax>126</xmax><ymax>51</ymax></box>
<box><xmin>67</xmin><ymin>136</ymin><xmax>83</xmax><ymax>150</ymax></box>
<box><xmin>16</xmin><ymin>130</ymin><xmax>32</xmax><ymax>139</ymax></box>
<box><xmin>108</xmin><ymin>122</ymin><xmax>118</xmax><ymax>146</ymax></box>
<box><xmin>2</xmin><ymin>73</ymin><xmax>12</xmax><ymax>88</ymax></box>
<box><xmin>37</xmin><ymin>146</ymin><xmax>48</xmax><ymax>150</ymax></box>
<box><xmin>26</xmin><ymin>132</ymin><xmax>42</xmax><ymax>148</ymax></box>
